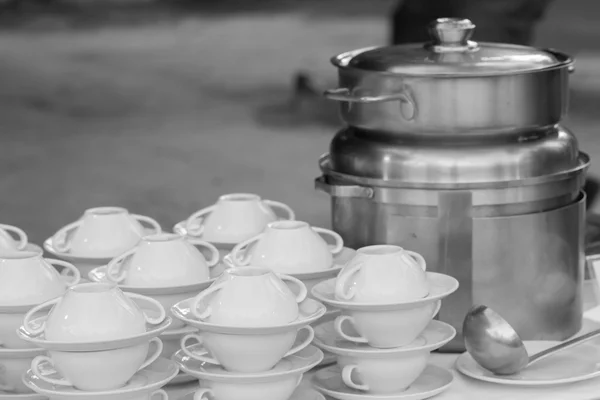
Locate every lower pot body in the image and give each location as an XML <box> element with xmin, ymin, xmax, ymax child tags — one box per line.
<box><xmin>325</xmin><ymin>189</ymin><xmax>585</xmax><ymax>352</ymax></box>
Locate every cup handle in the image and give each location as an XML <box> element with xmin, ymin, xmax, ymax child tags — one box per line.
<box><xmin>278</xmin><ymin>274</ymin><xmax>307</xmax><ymax>303</ymax></box>
<box><xmin>334</xmin><ymin>315</ymin><xmax>368</xmax><ymax>344</ymax></box>
<box><xmin>185</xmin><ymin>206</ymin><xmax>217</xmax><ymax>237</ymax></box>
<box><xmin>283</xmin><ymin>326</ymin><xmax>314</xmax><ymax>357</ymax></box>
<box><xmin>51</xmin><ymin>221</ymin><xmax>81</xmax><ymax>253</ymax></box>
<box><xmin>335</xmin><ymin>262</ymin><xmax>362</xmax><ymax>301</ymax></box>
<box><xmin>431</xmin><ymin>300</ymin><xmax>442</xmax><ymax>318</ymax></box>
<box><xmin>180</xmin><ymin>333</ymin><xmax>220</xmax><ymax>364</ymax></box>
<box><xmin>31</xmin><ymin>356</ymin><xmax>73</xmax><ymax>387</ymax></box>
<box><xmin>263</xmin><ymin>199</ymin><xmax>295</xmax><ymax>220</ymax></box>
<box><xmin>194</xmin><ymin>389</ymin><xmax>214</xmax><ymax>400</ymax></box>
<box><xmin>342</xmin><ymin>364</ymin><xmax>369</xmax><ymax>391</ymax></box>
<box><xmin>150</xmin><ymin>389</ymin><xmax>169</xmax><ymax>400</ymax></box>
<box><xmin>23</xmin><ymin>298</ymin><xmax>61</xmax><ymax>336</ymax></box>
<box><xmin>138</xmin><ymin>337</ymin><xmax>163</xmax><ymax>370</ymax></box>
<box><xmin>190</xmin><ymin>283</ymin><xmax>226</xmax><ymax>320</ymax></box>
<box><xmin>106</xmin><ymin>248</ymin><xmax>138</xmax><ymax>283</ymax></box>
<box><xmin>132</xmin><ymin>214</ymin><xmax>162</xmax><ymax>235</ymax></box>
<box><xmin>187</xmin><ymin>238</ymin><xmax>220</xmax><ymax>267</ymax></box>
<box><xmin>229</xmin><ymin>234</ymin><xmax>263</xmax><ymax>266</ymax></box>
<box><xmin>312</xmin><ymin>227</ymin><xmax>344</xmax><ymax>255</ymax></box>
<box><xmin>125</xmin><ymin>293</ymin><xmax>166</xmax><ymax>325</ymax></box>
<box><xmin>401</xmin><ymin>250</ymin><xmax>427</xmax><ymax>271</ymax></box>
<box><xmin>0</xmin><ymin>224</ymin><xmax>28</xmax><ymax>250</ymax></box>
<box><xmin>46</xmin><ymin>259</ymin><xmax>81</xmax><ymax>286</ymax></box>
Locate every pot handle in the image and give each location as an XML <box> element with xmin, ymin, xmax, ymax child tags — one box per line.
<box><xmin>323</xmin><ymin>87</ymin><xmax>416</xmax><ymax>121</ymax></box>
<box><xmin>314</xmin><ymin>177</ymin><xmax>374</xmax><ymax>199</ymax></box>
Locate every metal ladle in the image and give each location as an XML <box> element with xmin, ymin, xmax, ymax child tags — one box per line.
<box><xmin>463</xmin><ymin>305</ymin><xmax>600</xmax><ymax>375</ymax></box>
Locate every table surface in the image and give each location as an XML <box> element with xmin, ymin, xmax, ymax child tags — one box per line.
<box><xmin>166</xmin><ymin>280</ymin><xmax>600</xmax><ymax>400</ymax></box>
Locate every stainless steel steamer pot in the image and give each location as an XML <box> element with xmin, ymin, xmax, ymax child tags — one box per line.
<box><xmin>316</xmin><ymin>18</ymin><xmax>589</xmax><ymax>352</ymax></box>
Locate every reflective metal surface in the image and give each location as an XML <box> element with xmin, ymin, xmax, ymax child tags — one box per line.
<box><xmin>316</xmin><ymin>185</ymin><xmax>585</xmax><ymax>351</ymax></box>
<box><xmin>324</xmin><ymin>19</ymin><xmax>572</xmax><ymax>134</ymax></box>
<box><xmin>329</xmin><ymin>126</ymin><xmax>580</xmax><ymax>183</ymax></box>
<box><xmin>463</xmin><ymin>305</ymin><xmax>529</xmax><ymax>375</ymax></box>
<box><xmin>464</xmin><ymin>305</ymin><xmax>600</xmax><ymax>375</ymax></box>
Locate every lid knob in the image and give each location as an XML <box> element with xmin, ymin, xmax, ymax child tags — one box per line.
<box><xmin>427</xmin><ymin>18</ymin><xmax>478</xmax><ymax>53</ymax></box>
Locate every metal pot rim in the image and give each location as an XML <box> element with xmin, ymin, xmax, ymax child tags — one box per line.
<box><xmin>330</xmin><ymin>45</ymin><xmax>574</xmax><ymax>79</ymax></box>
<box><xmin>319</xmin><ymin>152</ymin><xmax>590</xmax><ymax>190</ymax></box>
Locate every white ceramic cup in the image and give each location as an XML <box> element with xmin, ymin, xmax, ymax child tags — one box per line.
<box><xmin>334</xmin><ymin>301</ymin><xmax>441</xmax><ymax>348</ymax></box>
<box><xmin>229</xmin><ymin>220</ymin><xmax>343</xmax><ymax>273</ymax></box>
<box><xmin>0</xmin><ymin>224</ymin><xmax>28</xmax><ymax>252</ymax></box>
<box><xmin>0</xmin><ymin>251</ymin><xmax>80</xmax><ymax>308</ymax></box>
<box><xmin>180</xmin><ymin>325</ymin><xmax>314</xmax><ymax>373</ymax></box>
<box><xmin>30</xmin><ymin>338</ymin><xmax>163</xmax><ymax>391</ymax></box>
<box><xmin>185</xmin><ymin>193</ymin><xmax>295</xmax><ymax>243</ymax></box>
<box><xmin>128</xmin><ymin>390</ymin><xmax>168</xmax><ymax>400</ymax></box>
<box><xmin>0</xmin><ymin>351</ymin><xmax>42</xmax><ymax>393</ymax></box>
<box><xmin>105</xmin><ymin>233</ymin><xmax>220</xmax><ymax>287</ymax></box>
<box><xmin>335</xmin><ymin>245</ymin><xmax>429</xmax><ymax>303</ymax></box>
<box><xmin>190</xmin><ymin>267</ymin><xmax>307</xmax><ymax>327</ymax></box>
<box><xmin>23</xmin><ymin>282</ymin><xmax>166</xmax><ymax>342</ymax></box>
<box><xmin>193</xmin><ymin>374</ymin><xmax>302</xmax><ymax>400</ymax></box>
<box><xmin>338</xmin><ymin>351</ymin><xmax>429</xmax><ymax>394</ymax></box>
<box><xmin>51</xmin><ymin>207</ymin><xmax>162</xmax><ymax>257</ymax></box>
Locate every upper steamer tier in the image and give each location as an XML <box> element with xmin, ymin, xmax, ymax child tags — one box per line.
<box><xmin>324</xmin><ymin>18</ymin><xmax>574</xmax><ymax>135</ymax></box>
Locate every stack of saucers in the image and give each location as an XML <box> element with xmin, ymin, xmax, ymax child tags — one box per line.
<box><xmin>0</xmin><ymin>247</ymin><xmax>80</xmax><ymax>400</ymax></box>
<box><xmin>88</xmin><ymin>232</ymin><xmax>221</xmax><ymax>384</ymax></box>
<box><xmin>173</xmin><ymin>193</ymin><xmax>296</xmax><ymax>275</ymax></box>
<box><xmin>44</xmin><ymin>207</ymin><xmax>162</xmax><ymax>277</ymax></box>
<box><xmin>310</xmin><ymin>245</ymin><xmax>459</xmax><ymax>400</ymax></box>
<box><xmin>19</xmin><ymin>282</ymin><xmax>177</xmax><ymax>400</ymax></box>
<box><xmin>171</xmin><ymin>267</ymin><xmax>326</xmax><ymax>400</ymax></box>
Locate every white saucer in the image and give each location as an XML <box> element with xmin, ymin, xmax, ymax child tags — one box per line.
<box><xmin>311</xmin><ymin>273</ymin><xmax>459</xmax><ymax>311</ymax></box>
<box><xmin>171</xmin><ymin>297</ymin><xmax>326</xmax><ymax>334</ymax></box>
<box><xmin>23</xmin><ymin>357</ymin><xmax>178</xmax><ymax>399</ymax></box>
<box><xmin>0</xmin><ymin>346</ymin><xmax>45</xmax><ymax>358</ymax></box>
<box><xmin>221</xmin><ymin>246</ymin><xmax>355</xmax><ymax>280</ymax></box>
<box><xmin>456</xmin><ymin>340</ymin><xmax>600</xmax><ymax>386</ymax></box>
<box><xmin>88</xmin><ymin>266</ymin><xmax>216</xmax><ymax>295</ymax></box>
<box><xmin>43</xmin><ymin>228</ymin><xmax>156</xmax><ymax>264</ymax></box>
<box><xmin>168</xmin><ymin>371</ymin><xmax>196</xmax><ymax>385</ymax></box>
<box><xmin>313</xmin><ymin>365</ymin><xmax>454</xmax><ymax>400</ymax></box>
<box><xmin>314</xmin><ymin>320</ymin><xmax>456</xmax><ymax>357</ymax></box>
<box><xmin>161</xmin><ymin>325</ymin><xmax>198</xmax><ymax>340</ymax></box>
<box><xmin>0</xmin><ymin>393</ymin><xmax>46</xmax><ymax>400</ymax></box>
<box><xmin>177</xmin><ymin>385</ymin><xmax>326</xmax><ymax>400</ymax></box>
<box><xmin>173</xmin><ymin>344</ymin><xmax>323</xmax><ymax>382</ymax></box>
<box><xmin>18</xmin><ymin>316</ymin><xmax>172</xmax><ymax>352</ymax></box>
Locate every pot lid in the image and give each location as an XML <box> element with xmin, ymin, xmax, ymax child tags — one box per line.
<box><xmin>344</xmin><ymin>18</ymin><xmax>565</xmax><ymax>76</ymax></box>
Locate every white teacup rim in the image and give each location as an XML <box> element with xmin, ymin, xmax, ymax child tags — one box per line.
<box><xmin>173</xmin><ymin>344</ymin><xmax>323</xmax><ymax>382</ymax></box>
<box><xmin>17</xmin><ymin>317</ymin><xmax>172</xmax><ymax>352</ymax></box>
<box><xmin>84</xmin><ymin>206</ymin><xmax>129</xmax><ymax>216</ymax></box>
<box><xmin>312</xmin><ymin>319</ymin><xmax>457</xmax><ymax>356</ymax></box>
<box><xmin>171</xmin><ymin>297</ymin><xmax>326</xmax><ymax>335</ymax></box>
<box><xmin>22</xmin><ymin>357</ymin><xmax>179</xmax><ymax>397</ymax></box>
<box><xmin>218</xmin><ymin>193</ymin><xmax>262</xmax><ymax>202</ymax></box>
<box><xmin>311</xmin><ymin>273</ymin><xmax>459</xmax><ymax>311</ymax></box>
<box><xmin>87</xmin><ymin>266</ymin><xmax>217</xmax><ymax>295</ymax></box>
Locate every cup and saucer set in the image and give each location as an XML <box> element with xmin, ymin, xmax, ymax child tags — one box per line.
<box><xmin>16</xmin><ymin>281</ymin><xmax>178</xmax><ymax>400</ymax></box>
<box><xmin>309</xmin><ymin>244</ymin><xmax>459</xmax><ymax>400</ymax></box>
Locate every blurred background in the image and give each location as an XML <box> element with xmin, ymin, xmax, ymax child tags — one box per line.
<box><xmin>0</xmin><ymin>0</ymin><xmax>598</xmax><ymax>243</ymax></box>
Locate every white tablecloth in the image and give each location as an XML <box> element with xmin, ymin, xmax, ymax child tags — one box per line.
<box><xmin>166</xmin><ymin>281</ymin><xmax>600</xmax><ymax>400</ymax></box>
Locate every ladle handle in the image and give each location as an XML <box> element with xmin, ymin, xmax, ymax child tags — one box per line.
<box><xmin>528</xmin><ymin>328</ymin><xmax>600</xmax><ymax>366</ymax></box>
